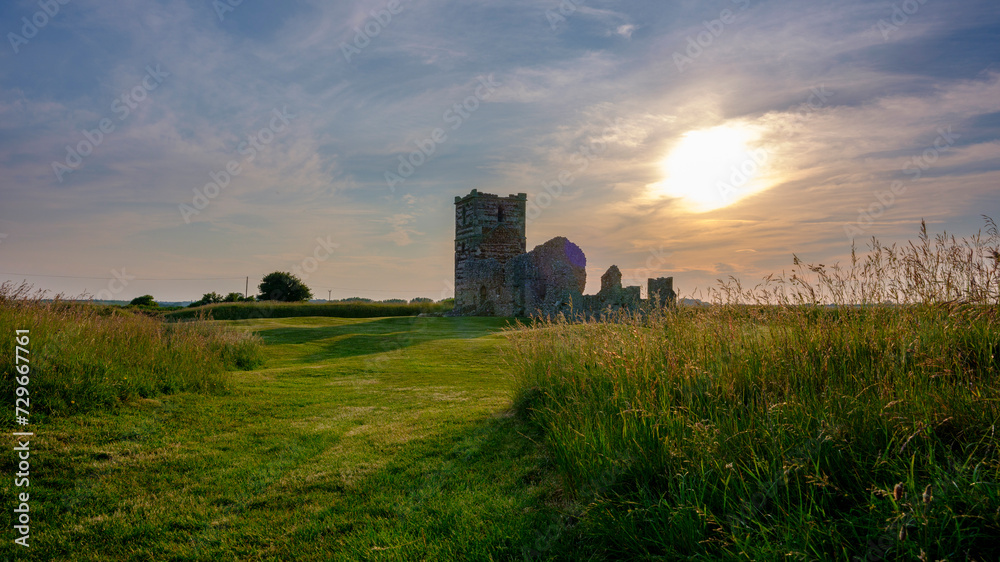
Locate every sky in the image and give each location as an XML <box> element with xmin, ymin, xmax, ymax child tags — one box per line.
<box><xmin>0</xmin><ymin>0</ymin><xmax>998</xmax><ymax>302</ymax></box>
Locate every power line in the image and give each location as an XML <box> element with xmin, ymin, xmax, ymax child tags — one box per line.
<box><xmin>0</xmin><ymin>272</ymin><xmax>447</xmax><ymax>294</ymax></box>
<box><xmin>0</xmin><ymin>272</ymin><xmax>245</xmax><ymax>281</ymax></box>
<box><xmin>324</xmin><ymin>287</ymin><xmax>445</xmax><ymax>294</ymax></box>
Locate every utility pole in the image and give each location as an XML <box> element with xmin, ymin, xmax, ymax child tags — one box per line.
<box><xmin>245</xmin><ymin>277</ymin><xmax>249</xmax><ymax>299</ymax></box>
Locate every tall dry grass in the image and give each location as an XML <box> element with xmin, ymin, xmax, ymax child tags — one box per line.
<box><xmin>1</xmin><ymin>282</ymin><xmax>264</xmax><ymax>422</ymax></box>
<box><xmin>711</xmin><ymin>216</ymin><xmax>1000</xmax><ymax>306</ymax></box>
<box><xmin>507</xmin><ymin>219</ymin><xmax>1000</xmax><ymax>560</ymax></box>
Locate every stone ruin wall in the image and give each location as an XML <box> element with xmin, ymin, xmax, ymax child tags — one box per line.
<box><xmin>647</xmin><ymin>277</ymin><xmax>676</xmax><ymax>305</ymax></box>
<box><xmin>452</xmin><ymin>190</ymin><xmax>676</xmax><ymax>317</ymax></box>
<box><xmin>454</xmin><ymin>190</ymin><xmax>527</xmax><ymax>312</ymax></box>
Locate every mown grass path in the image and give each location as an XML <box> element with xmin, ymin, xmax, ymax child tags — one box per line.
<box><xmin>3</xmin><ymin>317</ymin><xmax>559</xmax><ymax>561</ymax></box>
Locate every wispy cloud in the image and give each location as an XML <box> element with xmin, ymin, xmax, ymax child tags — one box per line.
<box><xmin>0</xmin><ymin>0</ymin><xmax>997</xmax><ymax>299</ymax></box>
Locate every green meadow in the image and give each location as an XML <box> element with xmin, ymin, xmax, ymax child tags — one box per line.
<box><xmin>4</xmin><ymin>308</ymin><xmax>998</xmax><ymax>560</ymax></box>
<box><xmin>1</xmin><ymin>314</ymin><xmax>565</xmax><ymax>561</ymax></box>
<box><xmin>2</xmin><ymin>220</ymin><xmax>999</xmax><ymax>560</ymax></box>
<box><xmin>507</xmin><ymin>304</ymin><xmax>1000</xmax><ymax>560</ymax></box>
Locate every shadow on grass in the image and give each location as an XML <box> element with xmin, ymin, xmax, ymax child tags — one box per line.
<box><xmin>290</xmin><ymin>411</ymin><xmax>562</xmax><ymax>560</ymax></box>
<box><xmin>257</xmin><ymin>316</ymin><xmax>518</xmax><ymax>361</ymax></box>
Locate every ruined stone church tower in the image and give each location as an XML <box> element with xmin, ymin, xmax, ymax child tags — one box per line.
<box><xmin>454</xmin><ymin>190</ymin><xmax>527</xmax><ymax>311</ymax></box>
<box><xmin>452</xmin><ymin>189</ymin><xmax>673</xmax><ymax>317</ymax></box>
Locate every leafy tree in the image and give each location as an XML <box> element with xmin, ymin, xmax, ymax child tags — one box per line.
<box><xmin>203</xmin><ymin>292</ymin><xmax>224</xmax><ymax>304</ymax></box>
<box><xmin>258</xmin><ymin>272</ymin><xmax>312</xmax><ymax>302</ymax></box>
<box><xmin>409</xmin><ymin>297</ymin><xmax>433</xmax><ymax>304</ymax></box>
<box><xmin>129</xmin><ymin>295</ymin><xmax>158</xmax><ymax>307</ymax></box>
<box><xmin>223</xmin><ymin>292</ymin><xmax>245</xmax><ymax>302</ymax></box>
<box><xmin>188</xmin><ymin>292</ymin><xmax>224</xmax><ymax>307</ymax></box>
<box><xmin>381</xmin><ymin>299</ymin><xmax>407</xmax><ymax>304</ymax></box>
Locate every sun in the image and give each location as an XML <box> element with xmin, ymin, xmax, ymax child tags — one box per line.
<box><xmin>654</xmin><ymin>124</ymin><xmax>771</xmax><ymax>213</ymax></box>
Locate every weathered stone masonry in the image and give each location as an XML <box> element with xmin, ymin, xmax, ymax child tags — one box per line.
<box><xmin>454</xmin><ymin>190</ymin><xmax>527</xmax><ymax>314</ymax></box>
<box><xmin>453</xmin><ymin>190</ymin><xmax>676</xmax><ymax>317</ymax></box>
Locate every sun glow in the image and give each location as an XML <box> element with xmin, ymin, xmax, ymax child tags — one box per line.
<box><xmin>654</xmin><ymin>124</ymin><xmax>772</xmax><ymax>213</ymax></box>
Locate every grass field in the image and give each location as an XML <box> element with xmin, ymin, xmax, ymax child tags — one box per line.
<box><xmin>3</xmin><ymin>309</ymin><xmax>998</xmax><ymax>560</ymax></box>
<box><xmin>0</xmin><ymin>284</ymin><xmax>264</xmax><ymax>420</ymax></box>
<box><xmin>507</xmin><ymin>304</ymin><xmax>1000</xmax><ymax>560</ymax></box>
<box><xmin>4</xmin><ymin>220</ymin><xmax>997</xmax><ymax>560</ymax></box>
<box><xmin>502</xmin><ymin>220</ymin><xmax>1000</xmax><ymax>560</ymax></box>
<box><xmin>1</xmin><ymin>315</ymin><xmax>565</xmax><ymax>561</ymax></box>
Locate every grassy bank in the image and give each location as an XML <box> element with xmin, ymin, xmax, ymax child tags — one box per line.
<box><xmin>0</xmin><ymin>316</ymin><xmax>560</xmax><ymax>560</ymax></box>
<box><xmin>505</xmin><ymin>220</ymin><xmax>1000</xmax><ymax>560</ymax></box>
<box><xmin>507</xmin><ymin>304</ymin><xmax>1000</xmax><ymax>559</ymax></box>
<box><xmin>164</xmin><ymin>300</ymin><xmax>452</xmax><ymax>321</ymax></box>
<box><xmin>0</xmin><ymin>282</ymin><xmax>264</xmax><ymax>421</ymax></box>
